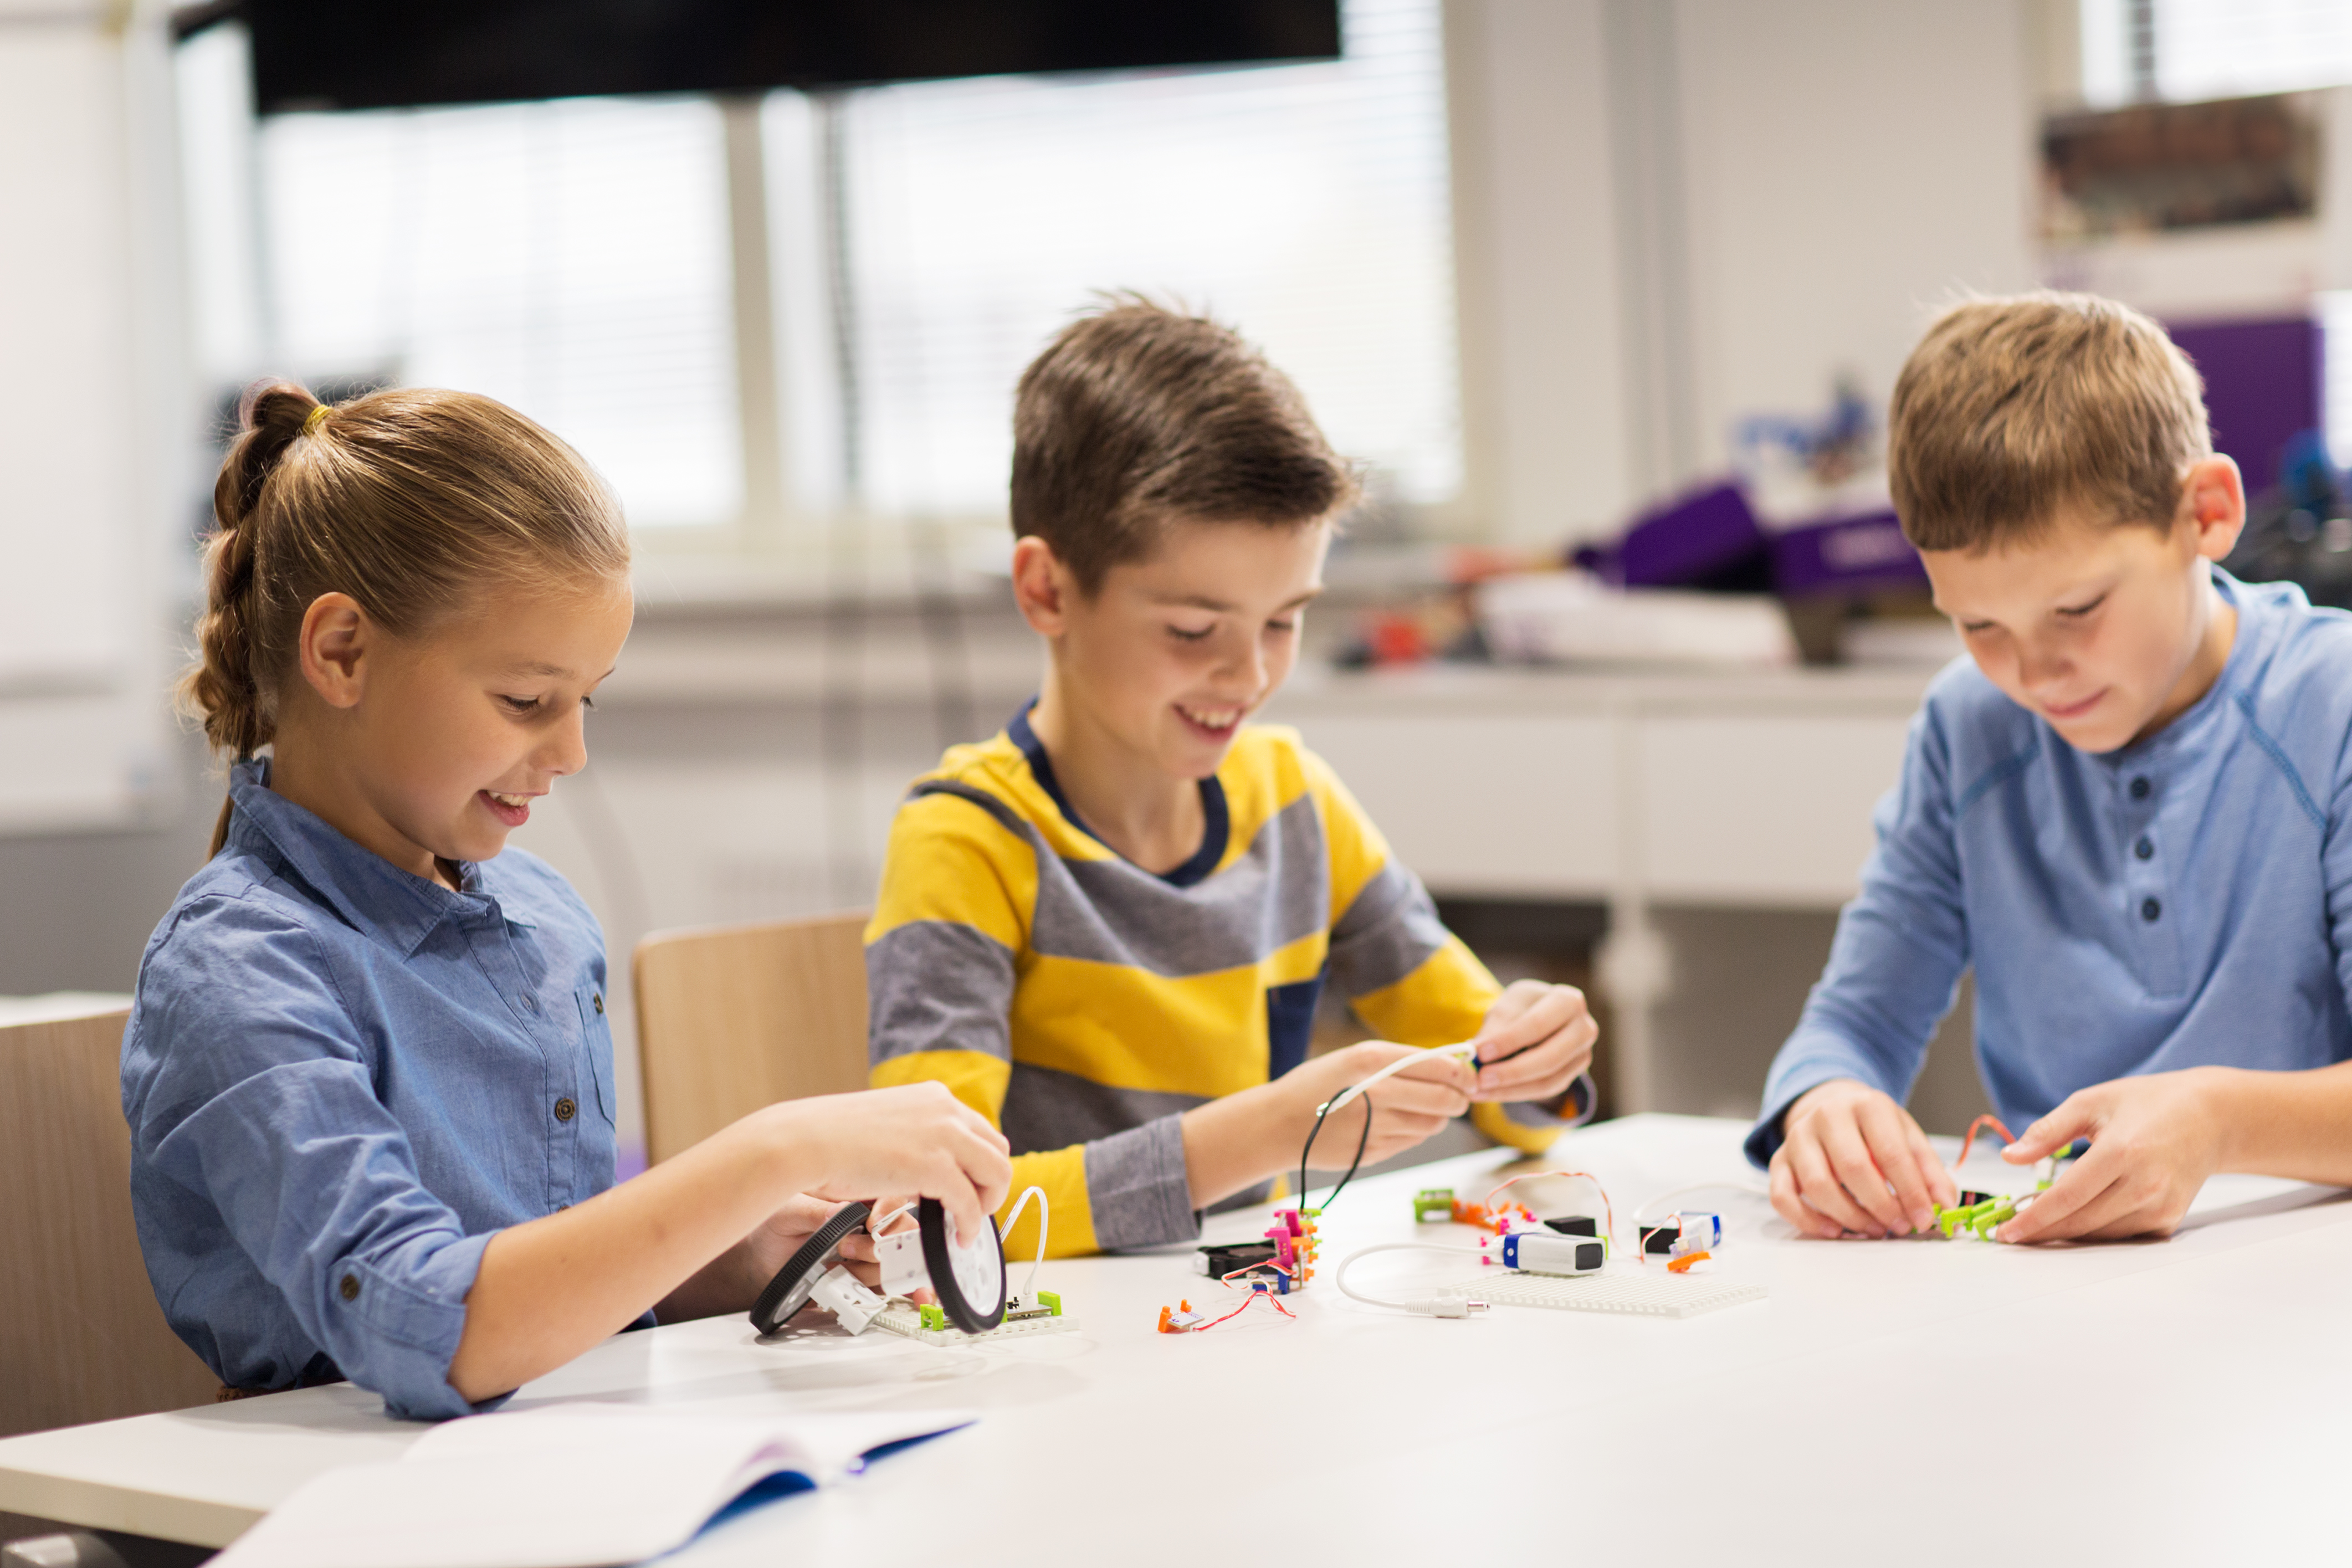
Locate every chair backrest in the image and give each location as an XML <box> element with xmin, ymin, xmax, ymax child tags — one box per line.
<box><xmin>0</xmin><ymin>1009</ymin><xmax>219</xmax><ymax>1437</ymax></box>
<box><xmin>632</xmin><ymin>911</ymin><xmax>872</xmax><ymax>1166</ymax></box>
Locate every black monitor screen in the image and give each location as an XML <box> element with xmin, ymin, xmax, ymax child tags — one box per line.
<box><xmin>237</xmin><ymin>1</ymin><xmax>1345</xmax><ymax>114</ymax></box>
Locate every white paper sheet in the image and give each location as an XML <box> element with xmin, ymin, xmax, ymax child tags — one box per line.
<box><xmin>212</xmin><ymin>1405</ymin><xmax>976</xmax><ymax>1568</ymax></box>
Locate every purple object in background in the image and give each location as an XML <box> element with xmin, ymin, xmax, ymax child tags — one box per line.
<box><xmin>1769</xmin><ymin>509</ymin><xmax>1928</xmax><ymax>596</ymax></box>
<box><xmin>1603</xmin><ymin>481</ymin><xmax>1766</xmax><ymax>587</ymax></box>
<box><xmin>2166</xmin><ymin>315</ymin><xmax>2323</xmax><ymax>493</ymax></box>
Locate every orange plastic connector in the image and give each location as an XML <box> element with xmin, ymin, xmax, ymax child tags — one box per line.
<box><xmin>1666</xmin><ymin>1250</ymin><xmax>1711</xmax><ymax>1275</ymax></box>
<box><xmin>1158</xmin><ymin>1300</ymin><xmax>1200</xmax><ymax>1334</ymax></box>
<box><xmin>1449</xmin><ymin>1199</ymin><xmax>1534</xmax><ymax>1234</ymax></box>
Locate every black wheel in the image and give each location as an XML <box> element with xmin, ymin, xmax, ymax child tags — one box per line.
<box><xmin>750</xmin><ymin>1200</ymin><xmax>872</xmax><ymax>1336</ymax></box>
<box><xmin>918</xmin><ymin>1196</ymin><xmax>1007</xmax><ymax>1335</ymax></box>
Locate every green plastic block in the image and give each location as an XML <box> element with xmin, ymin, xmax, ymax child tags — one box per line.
<box><xmin>1413</xmin><ymin>1187</ymin><xmax>1455</xmax><ymax>1222</ymax></box>
<box><xmin>918</xmin><ymin>1304</ymin><xmax>947</xmax><ymax>1333</ymax></box>
<box><xmin>1937</xmin><ymin>1197</ymin><xmax>2003</xmax><ymax>1238</ymax></box>
<box><xmin>1037</xmin><ymin>1290</ymin><xmax>1062</xmax><ymax>1316</ymax></box>
<box><xmin>1971</xmin><ymin>1201</ymin><xmax>2018</xmax><ymax>1238</ymax></box>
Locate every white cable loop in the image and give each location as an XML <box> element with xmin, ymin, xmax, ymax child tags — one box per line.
<box><xmin>1335</xmin><ymin>1243</ymin><xmax>1484</xmax><ymax>1316</ymax></box>
<box><xmin>1630</xmin><ymin>1181</ymin><xmax>1770</xmax><ymax>1226</ymax></box>
<box><xmin>997</xmin><ymin>1185</ymin><xmax>1048</xmax><ymax>1300</ymax></box>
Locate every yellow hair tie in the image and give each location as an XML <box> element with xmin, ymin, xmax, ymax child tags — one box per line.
<box><xmin>303</xmin><ymin>403</ymin><xmax>331</xmax><ymax>437</ymax></box>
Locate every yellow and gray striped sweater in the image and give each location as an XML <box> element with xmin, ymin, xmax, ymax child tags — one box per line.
<box><xmin>866</xmin><ymin>708</ymin><xmax>1592</xmax><ymax>1257</ymax></box>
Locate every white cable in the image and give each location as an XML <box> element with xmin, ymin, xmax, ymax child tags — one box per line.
<box><xmin>1335</xmin><ymin>1243</ymin><xmax>1488</xmax><ymax>1318</ymax></box>
<box><xmin>1316</xmin><ymin>1041</ymin><xmax>1479</xmax><ymax>1116</ymax></box>
<box><xmin>1630</xmin><ymin>1181</ymin><xmax>1770</xmax><ymax>1225</ymax></box>
<box><xmin>872</xmin><ymin>1201</ymin><xmax>918</xmax><ymax>1235</ymax></box>
<box><xmin>997</xmin><ymin>1185</ymin><xmax>1048</xmax><ymax>1300</ymax></box>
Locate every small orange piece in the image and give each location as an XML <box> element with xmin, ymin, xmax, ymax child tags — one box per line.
<box><xmin>1666</xmin><ymin>1250</ymin><xmax>1711</xmax><ymax>1275</ymax></box>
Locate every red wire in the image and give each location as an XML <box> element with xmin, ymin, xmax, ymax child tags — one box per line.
<box><xmin>1195</xmin><ymin>1286</ymin><xmax>1294</xmax><ymax>1330</ymax></box>
<box><xmin>1221</xmin><ymin>1261</ymin><xmax>1292</xmax><ymax>1285</ymax></box>
<box><xmin>1954</xmin><ymin>1114</ymin><xmax>2019</xmax><ymax>1172</ymax></box>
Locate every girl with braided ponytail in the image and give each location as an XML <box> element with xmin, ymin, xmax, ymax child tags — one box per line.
<box><xmin>125</xmin><ymin>382</ymin><xmax>1009</xmax><ymax>1419</ymax></box>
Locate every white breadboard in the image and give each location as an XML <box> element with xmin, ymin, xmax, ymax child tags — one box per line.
<box><xmin>868</xmin><ymin>1301</ymin><xmax>1082</xmax><ymax>1346</ymax></box>
<box><xmin>1467</xmin><ymin>1268</ymin><xmax>1766</xmax><ymax>1319</ymax></box>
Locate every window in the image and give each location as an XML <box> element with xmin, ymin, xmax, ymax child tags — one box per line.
<box><xmin>176</xmin><ymin>0</ymin><xmax>1459</xmax><ymax>536</ymax></box>
<box><xmin>792</xmin><ymin>0</ymin><xmax>1461</xmax><ymax>517</ymax></box>
<box><xmin>177</xmin><ymin>59</ymin><xmax>741</xmax><ymax>529</ymax></box>
<box><xmin>2082</xmin><ymin>0</ymin><xmax>2352</xmax><ymax>105</ymax></box>
<box><xmin>259</xmin><ymin>98</ymin><xmax>741</xmax><ymax>529</ymax></box>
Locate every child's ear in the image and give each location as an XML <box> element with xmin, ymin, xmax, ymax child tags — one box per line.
<box><xmin>1010</xmin><ymin>535</ymin><xmax>1078</xmax><ymax>636</ymax></box>
<box><xmin>295</xmin><ymin>592</ymin><xmax>372</xmax><ymax>709</ymax></box>
<box><xmin>2181</xmin><ymin>454</ymin><xmax>2246</xmax><ymax>562</ymax></box>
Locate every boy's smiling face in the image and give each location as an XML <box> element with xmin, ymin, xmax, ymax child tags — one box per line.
<box><xmin>1018</xmin><ymin>515</ymin><xmax>1330</xmax><ymax>781</ymax></box>
<box><xmin>1921</xmin><ymin>457</ymin><xmax>2245</xmax><ymax>754</ymax></box>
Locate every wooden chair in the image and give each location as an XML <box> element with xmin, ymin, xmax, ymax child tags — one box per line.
<box><xmin>632</xmin><ymin>911</ymin><xmax>873</xmax><ymax>1165</ymax></box>
<box><xmin>0</xmin><ymin>1008</ymin><xmax>219</xmax><ymax>1438</ymax></box>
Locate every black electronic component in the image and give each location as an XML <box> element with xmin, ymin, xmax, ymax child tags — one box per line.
<box><xmin>1198</xmin><ymin>1240</ymin><xmax>1280</xmax><ymax>1277</ymax></box>
<box><xmin>751</xmin><ymin>1197</ymin><xmax>1008</xmax><ymax>1338</ymax></box>
<box><xmin>1544</xmin><ymin>1215</ymin><xmax>1600</xmax><ymax>1237</ymax></box>
<box><xmin>918</xmin><ymin>1196</ymin><xmax>1007</xmax><ymax>1335</ymax></box>
<box><xmin>206</xmin><ymin>2</ymin><xmax>1343</xmax><ymax>115</ymax></box>
<box><xmin>750</xmin><ymin>1200</ymin><xmax>871</xmax><ymax>1336</ymax></box>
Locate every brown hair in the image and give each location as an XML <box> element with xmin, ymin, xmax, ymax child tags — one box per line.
<box><xmin>1010</xmin><ymin>296</ymin><xmax>1357</xmax><ymax>591</ymax></box>
<box><xmin>183</xmin><ymin>381</ymin><xmax>629</xmax><ymax>852</ymax></box>
<box><xmin>1889</xmin><ymin>291</ymin><xmax>2211</xmax><ymax>553</ymax></box>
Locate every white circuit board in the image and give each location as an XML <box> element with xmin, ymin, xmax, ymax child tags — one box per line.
<box><xmin>867</xmin><ymin>1301</ymin><xmax>1082</xmax><ymax>1346</ymax></box>
<box><xmin>1469</xmin><ymin>1267</ymin><xmax>1766</xmax><ymax>1319</ymax></box>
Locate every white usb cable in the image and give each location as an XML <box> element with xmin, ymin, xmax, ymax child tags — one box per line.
<box><xmin>1335</xmin><ymin>1243</ymin><xmax>1489</xmax><ymax>1318</ymax></box>
<box><xmin>1315</xmin><ymin>1041</ymin><xmax>1479</xmax><ymax>1117</ymax></box>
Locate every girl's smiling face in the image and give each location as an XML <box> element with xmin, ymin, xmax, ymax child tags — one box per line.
<box><xmin>273</xmin><ymin>576</ymin><xmax>634</xmax><ymax>882</ymax></box>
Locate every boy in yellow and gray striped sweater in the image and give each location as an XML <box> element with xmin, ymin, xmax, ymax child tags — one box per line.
<box><xmin>867</xmin><ymin>300</ymin><xmax>1598</xmax><ymax>1257</ymax></box>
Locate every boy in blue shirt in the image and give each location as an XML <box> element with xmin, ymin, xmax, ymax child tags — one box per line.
<box><xmin>1751</xmin><ymin>292</ymin><xmax>2352</xmax><ymax>1243</ymax></box>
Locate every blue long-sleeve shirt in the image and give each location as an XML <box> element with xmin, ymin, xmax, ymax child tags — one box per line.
<box><xmin>123</xmin><ymin>760</ymin><xmax>627</xmax><ymax>1420</ymax></box>
<box><xmin>1748</xmin><ymin>570</ymin><xmax>2352</xmax><ymax>1168</ymax></box>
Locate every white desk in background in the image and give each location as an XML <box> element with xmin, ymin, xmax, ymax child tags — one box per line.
<box><xmin>3</xmin><ymin>1113</ymin><xmax>2345</xmax><ymax>1567</ymax></box>
<box><xmin>1265</xmin><ymin>664</ymin><xmax>1940</xmax><ymax>1113</ymax></box>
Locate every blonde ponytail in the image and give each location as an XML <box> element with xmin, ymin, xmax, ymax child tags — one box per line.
<box><xmin>179</xmin><ymin>378</ymin><xmax>629</xmax><ymax>858</ymax></box>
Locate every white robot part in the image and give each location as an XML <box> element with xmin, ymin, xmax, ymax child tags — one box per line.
<box><xmin>807</xmin><ymin>1264</ymin><xmax>887</xmax><ymax>1335</ymax></box>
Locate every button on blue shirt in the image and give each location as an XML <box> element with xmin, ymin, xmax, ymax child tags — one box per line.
<box><xmin>1749</xmin><ymin>571</ymin><xmax>2352</xmax><ymax>1167</ymax></box>
<box><xmin>123</xmin><ymin>760</ymin><xmax>623</xmax><ymax>1420</ymax></box>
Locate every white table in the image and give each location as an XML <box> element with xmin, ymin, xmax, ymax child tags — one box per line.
<box><xmin>4</xmin><ymin>1114</ymin><xmax>2346</xmax><ymax>1566</ymax></box>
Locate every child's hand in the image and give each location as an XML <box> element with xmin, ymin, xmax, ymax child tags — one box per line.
<box><xmin>1293</xmin><ymin>1042</ymin><xmax>1475</xmax><ymax>1168</ymax></box>
<box><xmin>1992</xmin><ymin>1069</ymin><xmax>2224</xmax><ymax>1243</ymax></box>
<box><xmin>1769</xmin><ymin>1078</ymin><xmax>1955</xmax><ymax>1238</ymax></box>
<box><xmin>741</xmin><ymin>1195</ymin><xmax>883</xmax><ymax>1289</ymax></box>
<box><xmin>1468</xmin><ymin>980</ymin><xmax>1598</xmax><ymax>1103</ymax></box>
<box><xmin>772</xmin><ymin>1083</ymin><xmax>1013</xmax><ymax>1248</ymax></box>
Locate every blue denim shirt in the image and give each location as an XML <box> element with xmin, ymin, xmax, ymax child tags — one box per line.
<box><xmin>1750</xmin><ymin>571</ymin><xmax>2352</xmax><ymax>1166</ymax></box>
<box><xmin>123</xmin><ymin>760</ymin><xmax>622</xmax><ymax>1420</ymax></box>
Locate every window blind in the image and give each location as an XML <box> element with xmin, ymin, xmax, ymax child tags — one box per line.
<box><xmin>806</xmin><ymin>0</ymin><xmax>1461</xmax><ymax>516</ymax></box>
<box><xmin>257</xmin><ymin>96</ymin><xmax>741</xmax><ymax>528</ymax></box>
<box><xmin>2084</xmin><ymin>0</ymin><xmax>2352</xmax><ymax>104</ymax></box>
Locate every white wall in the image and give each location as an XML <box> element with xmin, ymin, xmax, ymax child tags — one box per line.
<box><xmin>1675</xmin><ymin>0</ymin><xmax>2036</xmax><ymax>475</ymax></box>
<box><xmin>1446</xmin><ymin>0</ymin><xmax>1636</xmax><ymax>547</ymax></box>
<box><xmin>0</xmin><ymin>1</ymin><xmax>189</xmax><ymax>834</ymax></box>
<box><xmin>1450</xmin><ymin>0</ymin><xmax>2037</xmax><ymax>542</ymax></box>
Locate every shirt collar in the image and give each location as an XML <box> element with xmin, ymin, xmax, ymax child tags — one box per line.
<box><xmin>2099</xmin><ymin>565</ymin><xmax>2266</xmax><ymax>766</ymax></box>
<box><xmin>1006</xmin><ymin>698</ymin><xmax>1231</xmax><ymax>888</ymax></box>
<box><xmin>223</xmin><ymin>759</ymin><xmax>528</xmax><ymax>956</ymax></box>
